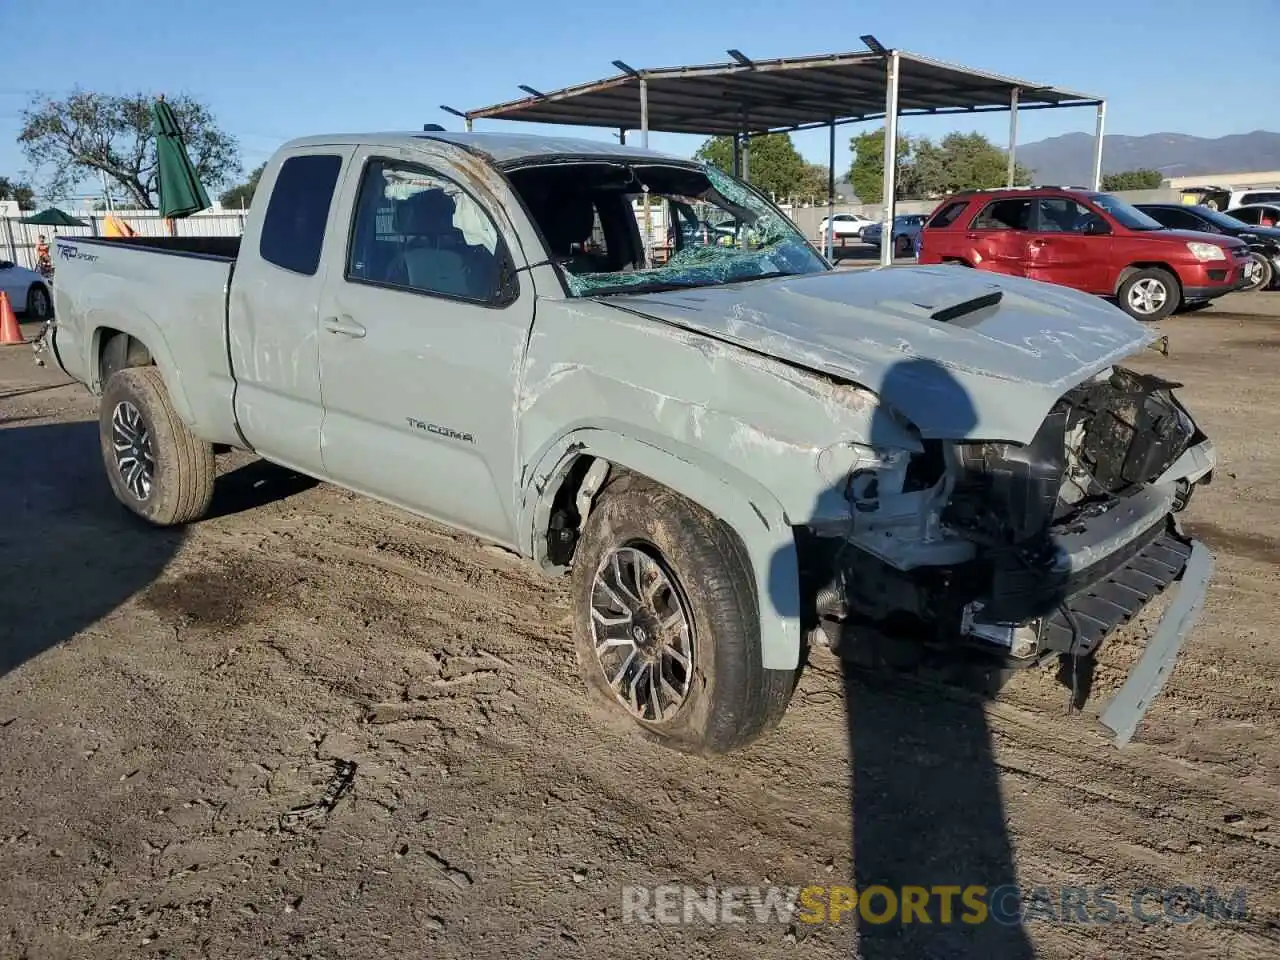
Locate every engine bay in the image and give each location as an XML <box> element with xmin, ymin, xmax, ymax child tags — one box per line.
<box><xmin>808</xmin><ymin>365</ymin><xmax>1211</xmax><ymax>665</ymax></box>
<box><xmin>943</xmin><ymin>366</ymin><xmax>1202</xmax><ymax>553</ymax></box>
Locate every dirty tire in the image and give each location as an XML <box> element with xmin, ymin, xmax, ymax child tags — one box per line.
<box><xmin>25</xmin><ymin>283</ymin><xmax>51</xmax><ymax>320</ymax></box>
<box><xmin>1117</xmin><ymin>267</ymin><xmax>1180</xmax><ymax>321</ymax></box>
<box><xmin>99</xmin><ymin>366</ymin><xmax>215</xmax><ymax>527</ymax></box>
<box><xmin>571</xmin><ymin>473</ymin><xmax>796</xmax><ymax>755</ymax></box>
<box><xmin>1244</xmin><ymin>252</ymin><xmax>1273</xmax><ymax>292</ymax></box>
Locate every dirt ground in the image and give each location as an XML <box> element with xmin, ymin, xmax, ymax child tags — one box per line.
<box><xmin>2</xmin><ymin>294</ymin><xmax>1280</xmax><ymax>960</ymax></box>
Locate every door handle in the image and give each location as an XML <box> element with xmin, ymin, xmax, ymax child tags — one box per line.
<box><xmin>965</xmin><ymin>233</ymin><xmax>979</xmax><ymax>240</ymax></box>
<box><xmin>1029</xmin><ymin>239</ymin><xmax>1047</xmax><ymax>247</ymax></box>
<box><xmin>323</xmin><ymin>315</ymin><xmax>366</xmax><ymax>339</ymax></box>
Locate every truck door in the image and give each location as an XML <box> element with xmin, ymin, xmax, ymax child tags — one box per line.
<box><xmin>315</xmin><ymin>150</ymin><xmax>533</xmax><ymax>547</ymax></box>
<box><xmin>227</xmin><ymin>145</ymin><xmax>357</xmax><ymax>474</ymax></box>
<box><xmin>964</xmin><ymin>198</ymin><xmax>1032</xmax><ymax>276</ymax></box>
<box><xmin>1024</xmin><ymin>196</ymin><xmax>1113</xmax><ymax>294</ymax></box>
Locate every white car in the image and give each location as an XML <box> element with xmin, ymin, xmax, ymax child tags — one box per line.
<box><xmin>818</xmin><ymin>213</ymin><xmax>875</xmax><ymax>241</ymax></box>
<box><xmin>0</xmin><ymin>260</ymin><xmax>52</xmax><ymax>319</ymax></box>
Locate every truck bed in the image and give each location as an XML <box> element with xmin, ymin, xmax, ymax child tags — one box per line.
<box><xmin>68</xmin><ymin>234</ymin><xmax>242</xmax><ymax>261</ymax></box>
<box><xmin>49</xmin><ymin>233</ymin><xmax>243</xmax><ymax>447</ymax></box>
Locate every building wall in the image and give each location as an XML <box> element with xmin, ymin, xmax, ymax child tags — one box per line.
<box><xmin>1165</xmin><ymin>171</ymin><xmax>1280</xmax><ymax>190</ymax></box>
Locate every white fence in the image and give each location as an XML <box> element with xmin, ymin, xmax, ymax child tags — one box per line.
<box><xmin>1</xmin><ymin>209</ymin><xmax>248</xmax><ymax>271</ymax></box>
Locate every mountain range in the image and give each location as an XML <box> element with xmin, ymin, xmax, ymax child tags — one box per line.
<box><xmin>1015</xmin><ymin>131</ymin><xmax>1280</xmax><ymax>185</ymax></box>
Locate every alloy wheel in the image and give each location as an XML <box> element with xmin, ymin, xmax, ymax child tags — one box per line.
<box><xmin>589</xmin><ymin>545</ymin><xmax>695</xmax><ymax>723</ymax></box>
<box><xmin>111</xmin><ymin>400</ymin><xmax>155</xmax><ymax>500</ymax></box>
<box><xmin>1127</xmin><ymin>278</ymin><xmax>1168</xmax><ymax>316</ymax></box>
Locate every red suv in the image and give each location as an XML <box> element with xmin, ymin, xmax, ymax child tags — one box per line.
<box><xmin>917</xmin><ymin>187</ymin><xmax>1252</xmax><ymax>320</ymax></box>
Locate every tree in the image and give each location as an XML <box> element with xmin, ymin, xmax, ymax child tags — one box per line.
<box><xmin>1101</xmin><ymin>169</ymin><xmax>1165</xmax><ymax>191</ymax></box>
<box><xmin>18</xmin><ymin>89</ymin><xmax>241</xmax><ymax>209</ymax></box>
<box><xmin>694</xmin><ymin>133</ymin><xmax>808</xmax><ymax>200</ymax></box>
<box><xmin>795</xmin><ymin>163</ymin><xmax>832</xmax><ymax>203</ymax></box>
<box><xmin>220</xmin><ymin>162</ymin><xmax>265</xmax><ymax>209</ymax></box>
<box><xmin>0</xmin><ymin>176</ymin><xmax>35</xmax><ymax>208</ymax></box>
<box><xmin>849</xmin><ymin>129</ymin><xmax>1031</xmax><ymax>201</ymax></box>
<box><xmin>847</xmin><ymin>129</ymin><xmax>915</xmax><ymax>203</ymax></box>
<box><xmin>914</xmin><ymin>132</ymin><xmax>1032</xmax><ymax>197</ymax></box>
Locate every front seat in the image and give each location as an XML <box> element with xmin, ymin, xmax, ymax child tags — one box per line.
<box><xmin>388</xmin><ymin>189</ymin><xmax>472</xmax><ymax>297</ymax></box>
<box><xmin>532</xmin><ymin>191</ymin><xmax>607</xmax><ymax>273</ymax></box>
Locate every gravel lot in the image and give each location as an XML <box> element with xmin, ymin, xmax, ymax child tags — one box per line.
<box><xmin>2</xmin><ymin>293</ymin><xmax>1279</xmax><ymax>959</ymax></box>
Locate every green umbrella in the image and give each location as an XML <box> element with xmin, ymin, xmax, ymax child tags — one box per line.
<box><xmin>20</xmin><ymin>207</ymin><xmax>89</xmax><ymax>227</ymax></box>
<box><xmin>151</xmin><ymin>96</ymin><xmax>210</xmax><ymax>218</ymax></box>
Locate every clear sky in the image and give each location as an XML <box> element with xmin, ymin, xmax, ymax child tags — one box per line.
<box><xmin>1</xmin><ymin>0</ymin><xmax>1277</xmax><ymax>201</ymax></box>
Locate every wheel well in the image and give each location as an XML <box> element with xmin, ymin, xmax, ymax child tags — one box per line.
<box><xmin>1115</xmin><ymin>263</ymin><xmax>1181</xmax><ymax>296</ymax></box>
<box><xmin>97</xmin><ymin>329</ymin><xmax>154</xmax><ymax>387</ymax></box>
<box><xmin>541</xmin><ymin>454</ymin><xmax>611</xmax><ymax>568</ymax></box>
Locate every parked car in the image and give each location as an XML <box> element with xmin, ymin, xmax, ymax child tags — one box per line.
<box><xmin>917</xmin><ymin>187</ymin><xmax>1253</xmax><ymax>320</ymax></box>
<box><xmin>1135</xmin><ymin>203</ymin><xmax>1280</xmax><ymax>292</ymax></box>
<box><xmin>46</xmin><ymin>132</ymin><xmax>1216</xmax><ymax>754</ymax></box>
<box><xmin>0</xmin><ymin>259</ymin><xmax>53</xmax><ymax>320</ymax></box>
<box><xmin>818</xmin><ymin>212</ymin><xmax>875</xmax><ymax>242</ymax></box>
<box><xmin>861</xmin><ymin>214</ymin><xmax>927</xmax><ymax>257</ymax></box>
<box><xmin>1225</xmin><ymin>203</ymin><xmax>1280</xmax><ymax>228</ymax></box>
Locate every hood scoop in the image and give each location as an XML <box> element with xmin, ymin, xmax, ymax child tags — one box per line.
<box><xmin>927</xmin><ymin>288</ymin><xmax>1004</xmax><ymax>326</ymax></box>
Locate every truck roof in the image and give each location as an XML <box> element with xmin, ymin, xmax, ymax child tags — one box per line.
<box><xmin>278</xmin><ymin>130</ymin><xmax>688</xmax><ymax>167</ymax></box>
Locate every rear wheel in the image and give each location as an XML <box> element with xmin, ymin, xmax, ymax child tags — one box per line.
<box><xmin>570</xmin><ymin>473</ymin><xmax>796</xmax><ymax>755</ymax></box>
<box><xmin>1117</xmin><ymin>267</ymin><xmax>1180</xmax><ymax>321</ymax></box>
<box><xmin>895</xmin><ymin>234</ymin><xmax>914</xmax><ymax>258</ymax></box>
<box><xmin>25</xmin><ymin>283</ymin><xmax>51</xmax><ymax>321</ymax></box>
<box><xmin>99</xmin><ymin>367</ymin><xmax>215</xmax><ymax>526</ymax></box>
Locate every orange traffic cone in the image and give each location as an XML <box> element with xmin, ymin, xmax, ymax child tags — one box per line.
<box><xmin>0</xmin><ymin>291</ymin><xmax>25</xmax><ymax>346</ymax></box>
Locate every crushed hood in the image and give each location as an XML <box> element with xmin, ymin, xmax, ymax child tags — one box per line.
<box><xmin>600</xmin><ymin>266</ymin><xmax>1154</xmax><ymax>443</ymax></box>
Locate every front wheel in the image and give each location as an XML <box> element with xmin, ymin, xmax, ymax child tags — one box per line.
<box><xmin>570</xmin><ymin>473</ymin><xmax>796</xmax><ymax>755</ymax></box>
<box><xmin>99</xmin><ymin>367</ymin><xmax>216</xmax><ymax>526</ymax></box>
<box><xmin>1118</xmin><ymin>267</ymin><xmax>1180</xmax><ymax>321</ymax></box>
<box><xmin>1242</xmin><ymin>252</ymin><xmax>1274</xmax><ymax>292</ymax></box>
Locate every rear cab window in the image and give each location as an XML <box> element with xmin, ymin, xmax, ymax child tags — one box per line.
<box><xmin>971</xmin><ymin>198</ymin><xmax>1032</xmax><ymax>231</ymax></box>
<box><xmin>927</xmin><ymin>200</ymin><xmax>969</xmax><ymax>228</ymax></box>
<box><xmin>1241</xmin><ymin>191</ymin><xmax>1280</xmax><ymax>206</ymax></box>
<box><xmin>259</xmin><ymin>154</ymin><xmax>344</xmax><ymax>275</ymax></box>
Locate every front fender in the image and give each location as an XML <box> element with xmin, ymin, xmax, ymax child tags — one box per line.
<box><xmin>521</xmin><ymin>427</ymin><xmax>805</xmax><ymax>672</ymax></box>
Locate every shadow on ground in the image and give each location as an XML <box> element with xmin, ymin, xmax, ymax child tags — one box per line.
<box><xmin>205</xmin><ymin>458</ymin><xmax>318</xmax><ymax>521</ymax></box>
<box><xmin>0</xmin><ymin>421</ymin><xmax>185</xmax><ymax>677</ymax></box>
<box><xmin>0</xmin><ymin>420</ymin><xmax>319</xmax><ymax>677</ymax></box>
<box><xmin>771</xmin><ymin>356</ymin><xmax>1039</xmax><ymax>958</ymax></box>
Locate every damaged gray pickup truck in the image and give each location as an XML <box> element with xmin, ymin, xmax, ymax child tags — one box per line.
<box><xmin>47</xmin><ymin>132</ymin><xmax>1216</xmax><ymax>754</ymax></box>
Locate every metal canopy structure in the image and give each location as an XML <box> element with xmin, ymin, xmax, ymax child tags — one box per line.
<box><xmin>455</xmin><ymin>38</ymin><xmax>1107</xmax><ymax>266</ymax></box>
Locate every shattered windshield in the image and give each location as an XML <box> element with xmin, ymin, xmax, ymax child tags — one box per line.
<box><xmin>506</xmin><ymin>160</ymin><xmax>829</xmax><ymax>297</ymax></box>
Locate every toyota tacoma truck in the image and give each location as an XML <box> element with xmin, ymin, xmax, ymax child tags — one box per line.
<box><xmin>45</xmin><ymin>131</ymin><xmax>1217</xmax><ymax>754</ymax></box>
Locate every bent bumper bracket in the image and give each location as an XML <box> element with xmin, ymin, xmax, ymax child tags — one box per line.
<box><xmin>1098</xmin><ymin>539</ymin><xmax>1214</xmax><ymax>748</ymax></box>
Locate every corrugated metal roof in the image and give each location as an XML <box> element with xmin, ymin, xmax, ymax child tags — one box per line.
<box><xmin>464</xmin><ymin>48</ymin><xmax>1102</xmax><ymax>136</ymax></box>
